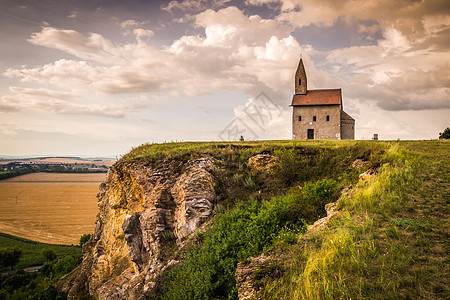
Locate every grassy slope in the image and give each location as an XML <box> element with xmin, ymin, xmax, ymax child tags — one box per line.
<box><xmin>3</xmin><ymin>140</ymin><xmax>444</xmax><ymax>298</ymax></box>
<box><xmin>0</xmin><ymin>233</ymin><xmax>82</xmax><ymax>271</ymax></box>
<box><xmin>261</xmin><ymin>140</ymin><xmax>449</xmax><ymax>299</ymax></box>
<box><xmin>125</xmin><ymin>140</ymin><xmax>392</xmax><ymax>299</ymax></box>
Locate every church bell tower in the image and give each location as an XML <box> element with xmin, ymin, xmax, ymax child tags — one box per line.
<box><xmin>295</xmin><ymin>58</ymin><xmax>307</xmax><ymax>95</ymax></box>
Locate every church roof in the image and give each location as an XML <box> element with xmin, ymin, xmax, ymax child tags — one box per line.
<box><xmin>291</xmin><ymin>89</ymin><xmax>342</xmax><ymax>106</ymax></box>
<box><xmin>340</xmin><ymin>110</ymin><xmax>355</xmax><ymax>121</ymax></box>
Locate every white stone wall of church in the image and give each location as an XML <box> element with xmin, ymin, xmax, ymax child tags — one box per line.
<box><xmin>341</xmin><ymin>119</ymin><xmax>355</xmax><ymax>140</ymax></box>
<box><xmin>292</xmin><ymin>105</ymin><xmax>341</xmax><ymax>139</ymax></box>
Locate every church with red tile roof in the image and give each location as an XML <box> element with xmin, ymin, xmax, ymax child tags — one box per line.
<box><xmin>291</xmin><ymin>58</ymin><xmax>355</xmax><ymax>140</ymax></box>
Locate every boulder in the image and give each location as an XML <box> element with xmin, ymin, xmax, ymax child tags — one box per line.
<box><xmin>248</xmin><ymin>154</ymin><xmax>278</xmax><ymax>171</ymax></box>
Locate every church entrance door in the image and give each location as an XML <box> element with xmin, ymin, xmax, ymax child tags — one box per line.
<box><xmin>307</xmin><ymin>129</ymin><xmax>314</xmax><ymax>139</ymax></box>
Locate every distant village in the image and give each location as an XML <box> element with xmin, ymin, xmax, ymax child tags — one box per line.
<box><xmin>0</xmin><ymin>157</ymin><xmax>115</xmax><ymax>180</ymax></box>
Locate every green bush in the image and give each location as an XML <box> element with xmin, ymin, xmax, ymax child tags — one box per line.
<box><xmin>79</xmin><ymin>234</ymin><xmax>91</xmax><ymax>247</ymax></box>
<box><xmin>439</xmin><ymin>127</ymin><xmax>450</xmax><ymax>139</ymax></box>
<box><xmin>156</xmin><ymin>179</ymin><xmax>338</xmax><ymax>299</ymax></box>
<box><xmin>41</xmin><ymin>248</ymin><xmax>57</xmax><ymax>262</ymax></box>
<box><xmin>0</xmin><ymin>247</ymin><xmax>22</xmax><ymax>270</ymax></box>
<box><xmin>52</xmin><ymin>255</ymin><xmax>78</xmax><ymax>278</ymax></box>
<box><xmin>0</xmin><ymin>233</ymin><xmax>82</xmax><ymax>271</ymax></box>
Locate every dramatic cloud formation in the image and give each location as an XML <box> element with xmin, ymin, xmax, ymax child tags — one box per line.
<box><xmin>0</xmin><ymin>0</ymin><xmax>448</xmax><ymax>156</ymax></box>
<box><xmin>6</xmin><ymin>8</ymin><xmax>300</xmax><ymax>99</ymax></box>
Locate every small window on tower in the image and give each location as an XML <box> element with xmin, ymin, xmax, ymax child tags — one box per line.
<box><xmin>326</xmin><ymin>115</ymin><xmax>330</xmax><ymax>121</ymax></box>
<box><xmin>313</xmin><ymin>116</ymin><xmax>316</xmax><ymax>122</ymax></box>
<box><xmin>298</xmin><ymin>116</ymin><xmax>302</xmax><ymax>121</ymax></box>
<box><xmin>299</xmin><ymin>78</ymin><xmax>302</xmax><ymax>86</ymax></box>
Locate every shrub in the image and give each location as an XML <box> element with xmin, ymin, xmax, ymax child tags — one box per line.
<box><xmin>52</xmin><ymin>255</ymin><xmax>78</xmax><ymax>278</ymax></box>
<box><xmin>79</xmin><ymin>234</ymin><xmax>91</xmax><ymax>247</ymax></box>
<box><xmin>439</xmin><ymin>127</ymin><xmax>450</xmax><ymax>139</ymax></box>
<box><xmin>0</xmin><ymin>247</ymin><xmax>22</xmax><ymax>270</ymax></box>
<box><xmin>41</xmin><ymin>248</ymin><xmax>57</xmax><ymax>262</ymax></box>
<box><xmin>156</xmin><ymin>179</ymin><xmax>338</xmax><ymax>299</ymax></box>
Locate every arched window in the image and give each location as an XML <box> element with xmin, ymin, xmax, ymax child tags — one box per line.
<box><xmin>326</xmin><ymin>115</ymin><xmax>330</xmax><ymax>121</ymax></box>
<box><xmin>313</xmin><ymin>116</ymin><xmax>316</xmax><ymax>122</ymax></box>
<box><xmin>299</xmin><ymin>78</ymin><xmax>302</xmax><ymax>86</ymax></box>
<box><xmin>298</xmin><ymin>116</ymin><xmax>302</xmax><ymax>121</ymax></box>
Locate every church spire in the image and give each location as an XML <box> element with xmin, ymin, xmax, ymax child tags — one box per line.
<box><xmin>295</xmin><ymin>58</ymin><xmax>307</xmax><ymax>95</ymax></box>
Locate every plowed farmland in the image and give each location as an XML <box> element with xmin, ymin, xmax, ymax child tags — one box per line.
<box><xmin>0</xmin><ymin>173</ymin><xmax>105</xmax><ymax>245</ymax></box>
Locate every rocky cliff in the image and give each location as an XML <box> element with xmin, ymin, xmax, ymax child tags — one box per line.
<box><xmin>58</xmin><ymin>141</ymin><xmax>382</xmax><ymax>299</ymax></box>
<box><xmin>59</xmin><ymin>157</ymin><xmax>217</xmax><ymax>299</ymax></box>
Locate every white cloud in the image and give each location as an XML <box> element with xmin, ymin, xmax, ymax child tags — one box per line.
<box><xmin>133</xmin><ymin>28</ymin><xmax>154</xmax><ymax>39</ymax></box>
<box><xmin>3</xmin><ymin>2</ymin><xmax>449</xmax><ymax>144</ymax></box>
<box><xmin>9</xmin><ymin>87</ymin><xmax>79</xmax><ymax>101</ymax></box>
<box><xmin>161</xmin><ymin>0</ymin><xmax>231</xmax><ymax>13</ymax></box>
<box><xmin>120</xmin><ymin>19</ymin><xmax>140</xmax><ymax>28</ymax></box>
<box><xmin>28</xmin><ymin>27</ymin><xmax>118</xmax><ymax>63</ymax></box>
<box><xmin>0</xmin><ymin>93</ymin><xmax>143</xmax><ymax>118</ymax></box>
<box><xmin>318</xmin><ymin>25</ymin><xmax>450</xmax><ymax>112</ymax></box>
<box><xmin>8</xmin><ymin>7</ymin><xmax>299</xmax><ymax>101</ymax></box>
<box><xmin>230</xmin><ymin>94</ymin><xmax>291</xmax><ymax>140</ymax></box>
<box><xmin>245</xmin><ymin>0</ymin><xmax>297</xmax><ymax>11</ymax></box>
<box><xmin>273</xmin><ymin>0</ymin><xmax>450</xmax><ymax>42</ymax></box>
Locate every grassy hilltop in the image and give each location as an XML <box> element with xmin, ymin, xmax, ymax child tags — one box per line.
<box><xmin>122</xmin><ymin>139</ymin><xmax>448</xmax><ymax>299</ymax></box>
<box><xmin>3</xmin><ymin>140</ymin><xmax>447</xmax><ymax>299</ymax></box>
<box><xmin>257</xmin><ymin>140</ymin><xmax>449</xmax><ymax>299</ymax></box>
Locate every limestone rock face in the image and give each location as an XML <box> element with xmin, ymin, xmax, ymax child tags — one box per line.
<box><xmin>359</xmin><ymin>168</ymin><xmax>376</xmax><ymax>183</ymax></box>
<box><xmin>60</xmin><ymin>157</ymin><xmax>216</xmax><ymax>299</ymax></box>
<box><xmin>171</xmin><ymin>157</ymin><xmax>215</xmax><ymax>239</ymax></box>
<box><xmin>236</xmin><ymin>255</ymin><xmax>270</xmax><ymax>300</ymax></box>
<box><xmin>248</xmin><ymin>154</ymin><xmax>278</xmax><ymax>172</ymax></box>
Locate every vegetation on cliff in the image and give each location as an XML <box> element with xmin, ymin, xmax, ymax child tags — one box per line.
<box><xmin>57</xmin><ymin>139</ymin><xmax>448</xmax><ymax>299</ymax></box>
<box><xmin>122</xmin><ymin>140</ymin><xmax>389</xmax><ymax>299</ymax></box>
<box><xmin>257</xmin><ymin>141</ymin><xmax>449</xmax><ymax>299</ymax></box>
<box><xmin>0</xmin><ymin>234</ymin><xmax>83</xmax><ymax>299</ymax></box>
<box><xmin>156</xmin><ymin>179</ymin><xmax>339</xmax><ymax>299</ymax></box>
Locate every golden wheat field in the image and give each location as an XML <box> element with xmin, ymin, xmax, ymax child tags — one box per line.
<box><xmin>0</xmin><ymin>172</ymin><xmax>106</xmax><ymax>245</ymax></box>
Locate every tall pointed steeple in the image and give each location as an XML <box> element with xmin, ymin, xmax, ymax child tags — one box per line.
<box><xmin>295</xmin><ymin>58</ymin><xmax>307</xmax><ymax>95</ymax></box>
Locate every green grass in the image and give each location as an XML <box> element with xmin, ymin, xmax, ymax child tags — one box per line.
<box><xmin>120</xmin><ymin>140</ymin><xmax>387</xmax><ymax>206</ymax></box>
<box><xmin>122</xmin><ymin>140</ymin><xmax>381</xmax><ymax>162</ymax></box>
<box><xmin>155</xmin><ymin>179</ymin><xmax>339</xmax><ymax>300</ymax></box>
<box><xmin>259</xmin><ymin>140</ymin><xmax>449</xmax><ymax>299</ymax></box>
<box><xmin>2</xmin><ymin>139</ymin><xmax>439</xmax><ymax>299</ymax></box>
<box><xmin>0</xmin><ymin>233</ymin><xmax>82</xmax><ymax>271</ymax></box>
<box><xmin>124</xmin><ymin>140</ymin><xmax>389</xmax><ymax>299</ymax></box>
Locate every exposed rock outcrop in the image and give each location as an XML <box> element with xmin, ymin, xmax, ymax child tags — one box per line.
<box><xmin>351</xmin><ymin>158</ymin><xmax>369</xmax><ymax>169</ymax></box>
<box><xmin>59</xmin><ymin>157</ymin><xmax>216</xmax><ymax>299</ymax></box>
<box><xmin>359</xmin><ymin>168</ymin><xmax>377</xmax><ymax>183</ymax></box>
<box><xmin>236</xmin><ymin>254</ymin><xmax>273</xmax><ymax>300</ymax></box>
<box><xmin>248</xmin><ymin>154</ymin><xmax>278</xmax><ymax>171</ymax></box>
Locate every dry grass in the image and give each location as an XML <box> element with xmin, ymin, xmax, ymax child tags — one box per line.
<box><xmin>0</xmin><ymin>173</ymin><xmax>105</xmax><ymax>245</ymax></box>
<box><xmin>260</xmin><ymin>140</ymin><xmax>449</xmax><ymax>299</ymax></box>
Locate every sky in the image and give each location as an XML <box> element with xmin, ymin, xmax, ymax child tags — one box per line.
<box><xmin>0</xmin><ymin>0</ymin><xmax>449</xmax><ymax>157</ymax></box>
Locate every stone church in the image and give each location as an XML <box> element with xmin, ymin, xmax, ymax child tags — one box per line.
<box><xmin>291</xmin><ymin>58</ymin><xmax>355</xmax><ymax>140</ymax></box>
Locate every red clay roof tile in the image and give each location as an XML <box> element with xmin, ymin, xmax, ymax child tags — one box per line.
<box><xmin>291</xmin><ymin>89</ymin><xmax>342</xmax><ymax>106</ymax></box>
<box><xmin>340</xmin><ymin>110</ymin><xmax>355</xmax><ymax>121</ymax></box>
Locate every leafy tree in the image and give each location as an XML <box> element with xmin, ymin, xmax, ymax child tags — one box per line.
<box><xmin>79</xmin><ymin>234</ymin><xmax>91</xmax><ymax>247</ymax></box>
<box><xmin>41</xmin><ymin>248</ymin><xmax>57</xmax><ymax>262</ymax></box>
<box><xmin>52</xmin><ymin>255</ymin><xmax>78</xmax><ymax>278</ymax></box>
<box><xmin>0</xmin><ymin>247</ymin><xmax>22</xmax><ymax>270</ymax></box>
<box><xmin>439</xmin><ymin>127</ymin><xmax>450</xmax><ymax>139</ymax></box>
